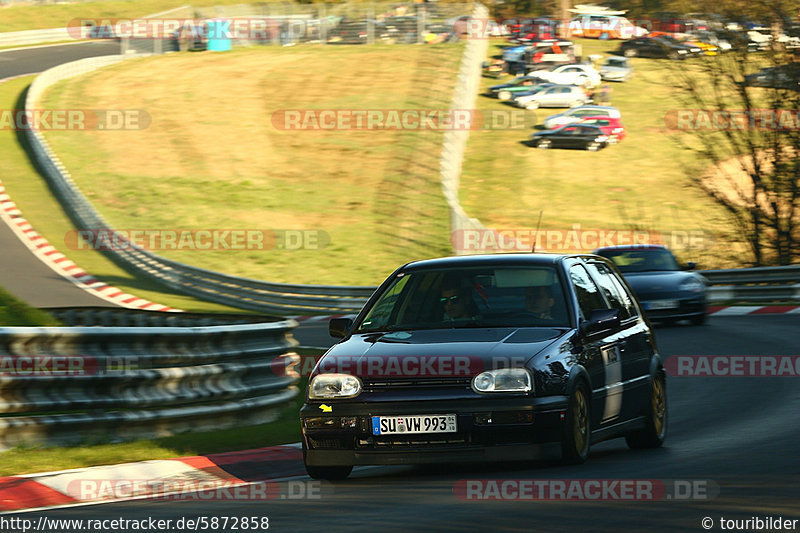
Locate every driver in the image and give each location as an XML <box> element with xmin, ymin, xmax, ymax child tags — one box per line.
<box><xmin>440</xmin><ymin>281</ymin><xmax>477</xmax><ymax>320</ymax></box>
<box><xmin>525</xmin><ymin>285</ymin><xmax>555</xmax><ymax>319</ymax></box>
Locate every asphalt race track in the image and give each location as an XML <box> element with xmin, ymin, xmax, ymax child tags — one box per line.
<box><xmin>0</xmin><ymin>41</ymin><xmax>120</xmax><ymax>307</ymax></box>
<box><xmin>16</xmin><ymin>315</ymin><xmax>800</xmax><ymax>533</ymax></box>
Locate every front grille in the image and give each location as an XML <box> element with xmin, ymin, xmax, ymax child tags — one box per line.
<box><xmin>361</xmin><ymin>377</ymin><xmax>472</xmax><ymax>393</ymax></box>
<box><xmin>358</xmin><ymin>435</ymin><xmax>469</xmax><ymax>448</ymax></box>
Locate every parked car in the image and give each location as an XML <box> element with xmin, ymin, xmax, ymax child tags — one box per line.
<box><xmin>301</xmin><ymin>254</ymin><xmax>667</xmax><ymax>479</ymax></box>
<box><xmin>593</xmin><ymin>245</ymin><xmax>707</xmax><ymax>325</ymax></box>
<box><xmin>543</xmin><ymin>105</ymin><xmax>621</xmax><ymax>129</ymax></box>
<box><xmin>513</xmin><ymin>84</ymin><xmax>588</xmax><ymax>109</ymax></box>
<box><xmin>598</xmin><ymin>56</ymin><xmax>633</xmax><ymax>81</ymax></box>
<box><xmin>619</xmin><ymin>37</ymin><xmax>699</xmax><ymax>59</ymax></box>
<box><xmin>487</xmin><ymin>76</ymin><xmax>541</xmax><ymax>100</ymax></box>
<box><xmin>743</xmin><ymin>64</ymin><xmax>800</xmax><ymax>90</ymax></box>
<box><xmin>686</xmin><ymin>30</ymin><xmax>732</xmax><ymax>52</ymax></box>
<box><xmin>502</xmin><ymin>45</ymin><xmax>529</xmax><ymax>63</ymax></box>
<box><xmin>575</xmin><ymin>116</ymin><xmax>626</xmax><ymax>142</ymax></box>
<box><xmin>530</xmin><ymin>63</ymin><xmax>602</xmax><ymax>87</ymax></box>
<box><xmin>568</xmin><ymin>14</ymin><xmax>649</xmax><ymax>40</ymax></box>
<box><xmin>530</xmin><ymin>124</ymin><xmax>609</xmax><ymax>151</ymax></box>
<box><xmin>650</xmin><ymin>32</ymin><xmax>718</xmax><ymax>56</ymax></box>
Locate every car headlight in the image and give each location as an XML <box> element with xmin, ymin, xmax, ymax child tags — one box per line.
<box><xmin>309</xmin><ymin>373</ymin><xmax>362</xmax><ymax>399</ymax></box>
<box><xmin>472</xmin><ymin>368</ymin><xmax>532</xmax><ymax>393</ymax></box>
<box><xmin>680</xmin><ymin>278</ymin><xmax>705</xmax><ymax>293</ymax></box>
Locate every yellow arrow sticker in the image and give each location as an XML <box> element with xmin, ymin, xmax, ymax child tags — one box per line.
<box><xmin>319</xmin><ymin>404</ymin><xmax>332</xmax><ymax>412</ymax></box>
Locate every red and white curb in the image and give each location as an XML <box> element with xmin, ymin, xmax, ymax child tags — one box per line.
<box><xmin>0</xmin><ymin>74</ymin><xmax>178</xmax><ymax>312</ymax></box>
<box><xmin>708</xmin><ymin>305</ymin><xmax>800</xmax><ymax>316</ymax></box>
<box><xmin>0</xmin><ymin>445</ymin><xmax>305</xmax><ymax>513</ymax></box>
<box><xmin>0</xmin><ymin>182</ymin><xmax>178</xmax><ymax>311</ymax></box>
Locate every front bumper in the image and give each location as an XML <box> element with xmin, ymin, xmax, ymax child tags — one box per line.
<box><xmin>301</xmin><ymin>395</ymin><xmax>568</xmax><ymax>466</ymax></box>
<box><xmin>641</xmin><ymin>295</ymin><xmax>706</xmax><ymax>320</ymax></box>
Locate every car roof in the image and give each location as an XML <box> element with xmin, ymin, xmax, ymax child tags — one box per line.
<box><xmin>594</xmin><ymin>245</ymin><xmax>668</xmax><ymax>253</ymax></box>
<box><xmin>568</xmin><ymin>105</ymin><xmax>618</xmax><ymax>111</ymax></box>
<box><xmin>400</xmin><ymin>253</ymin><xmax>588</xmax><ymax>271</ymax></box>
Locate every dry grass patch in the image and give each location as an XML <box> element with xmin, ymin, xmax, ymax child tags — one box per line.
<box><xmin>41</xmin><ymin>44</ymin><xmax>462</xmax><ymax>285</ymax></box>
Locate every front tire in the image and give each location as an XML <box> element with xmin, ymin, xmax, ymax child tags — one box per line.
<box><xmin>537</xmin><ymin>138</ymin><xmax>552</xmax><ymax>149</ymax></box>
<box><xmin>586</xmin><ymin>141</ymin><xmax>601</xmax><ymax>151</ymax></box>
<box><xmin>623</xmin><ymin>48</ymin><xmax>637</xmax><ymax>57</ymax></box>
<box><xmin>626</xmin><ymin>371</ymin><xmax>667</xmax><ymax>449</ymax></box>
<box><xmin>561</xmin><ymin>383</ymin><xmax>591</xmax><ymax>464</ymax></box>
<box><xmin>498</xmin><ymin>90</ymin><xmax>512</xmax><ymax>101</ymax></box>
<box><xmin>525</xmin><ymin>101</ymin><xmax>540</xmax><ymax>110</ymax></box>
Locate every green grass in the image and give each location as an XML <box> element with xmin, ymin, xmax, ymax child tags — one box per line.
<box><xmin>0</xmin><ymin>77</ymin><xmax>257</xmax><ymax>313</ymax></box>
<box><xmin>0</xmin><ymin>285</ymin><xmax>60</xmax><ymax>326</ymax></box>
<box><xmin>37</xmin><ymin>44</ymin><xmax>463</xmax><ymax>286</ymax></box>
<box><xmin>459</xmin><ymin>38</ymin><xmax>753</xmax><ymax>268</ymax></box>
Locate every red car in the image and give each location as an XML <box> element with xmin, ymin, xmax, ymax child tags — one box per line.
<box><xmin>575</xmin><ymin>116</ymin><xmax>626</xmax><ymax>142</ymax></box>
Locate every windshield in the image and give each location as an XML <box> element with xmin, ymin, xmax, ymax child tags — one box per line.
<box><xmin>356</xmin><ymin>265</ymin><xmax>570</xmax><ymax>332</ymax></box>
<box><xmin>596</xmin><ymin>249</ymin><xmax>681</xmax><ymax>273</ymax></box>
<box><xmin>605</xmin><ymin>59</ymin><xmax>626</xmax><ymax>68</ymax></box>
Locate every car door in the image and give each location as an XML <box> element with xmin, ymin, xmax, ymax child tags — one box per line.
<box><xmin>584</xmin><ymin>260</ymin><xmax>653</xmax><ymax>423</ymax></box>
<box><xmin>539</xmin><ymin>86</ymin><xmax>559</xmax><ymax>106</ymax></box>
<box><xmin>557</xmin><ymin>125</ymin><xmax>579</xmax><ymax>148</ymax></box>
<box><xmin>557</xmin><ymin>86</ymin><xmax>576</xmax><ymax>107</ymax></box>
<box><xmin>578</xmin><ymin>125</ymin><xmax>602</xmax><ymax>147</ymax></box>
<box><xmin>567</xmin><ymin>261</ymin><xmax>625</xmax><ymax>429</ymax></box>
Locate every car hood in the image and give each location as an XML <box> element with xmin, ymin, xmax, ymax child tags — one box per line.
<box><xmin>316</xmin><ymin>328</ymin><xmax>566</xmax><ymax>378</ymax></box>
<box><xmin>621</xmin><ymin>270</ymin><xmax>704</xmax><ymax>293</ymax></box>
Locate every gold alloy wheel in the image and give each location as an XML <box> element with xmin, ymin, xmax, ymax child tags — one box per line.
<box><xmin>573</xmin><ymin>388</ymin><xmax>589</xmax><ymax>453</ymax></box>
<box><xmin>652</xmin><ymin>376</ymin><xmax>666</xmax><ymax>436</ymax></box>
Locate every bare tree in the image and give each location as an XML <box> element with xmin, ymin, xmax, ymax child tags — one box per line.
<box><xmin>670</xmin><ymin>1</ymin><xmax>800</xmax><ymax>265</ymax></box>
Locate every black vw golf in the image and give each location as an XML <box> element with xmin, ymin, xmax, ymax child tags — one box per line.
<box><xmin>300</xmin><ymin>254</ymin><xmax>667</xmax><ymax>480</ymax></box>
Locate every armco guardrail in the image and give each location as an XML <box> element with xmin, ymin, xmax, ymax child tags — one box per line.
<box><xmin>24</xmin><ymin>55</ymin><xmax>376</xmax><ymax>315</ymax></box>
<box><xmin>0</xmin><ymin>314</ymin><xmax>299</xmax><ymax>450</ymax></box>
<box><xmin>440</xmin><ymin>3</ymin><xmax>489</xmax><ymax>249</ymax></box>
<box><xmin>701</xmin><ymin>265</ymin><xmax>800</xmax><ymax>303</ymax></box>
<box><xmin>0</xmin><ymin>27</ymin><xmax>73</xmax><ymax>48</ymax></box>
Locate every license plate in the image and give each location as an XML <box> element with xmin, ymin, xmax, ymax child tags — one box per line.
<box><xmin>372</xmin><ymin>414</ymin><xmax>457</xmax><ymax>435</ymax></box>
<box><xmin>644</xmin><ymin>299</ymin><xmax>679</xmax><ymax>310</ymax></box>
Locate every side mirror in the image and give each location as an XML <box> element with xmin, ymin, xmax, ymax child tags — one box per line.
<box><xmin>329</xmin><ymin>317</ymin><xmax>353</xmax><ymax>339</ymax></box>
<box><xmin>684</xmin><ymin>261</ymin><xmax>697</xmax><ymax>270</ymax></box>
<box><xmin>581</xmin><ymin>308</ymin><xmax>621</xmax><ymax>335</ymax></box>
